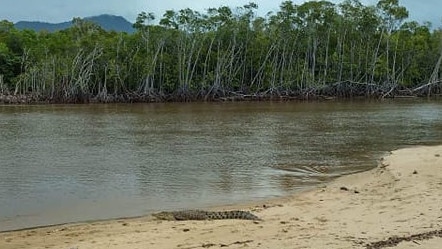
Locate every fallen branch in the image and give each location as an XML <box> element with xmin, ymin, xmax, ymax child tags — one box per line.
<box><xmin>412</xmin><ymin>80</ymin><xmax>441</xmax><ymax>93</ymax></box>
<box><xmin>365</xmin><ymin>229</ymin><xmax>442</xmax><ymax>249</ymax></box>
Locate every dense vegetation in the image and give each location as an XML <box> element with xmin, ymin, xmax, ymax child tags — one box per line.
<box><xmin>0</xmin><ymin>0</ymin><xmax>441</xmax><ymax>103</ymax></box>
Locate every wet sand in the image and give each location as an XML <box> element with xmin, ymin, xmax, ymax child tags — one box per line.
<box><xmin>1</xmin><ymin>145</ymin><xmax>441</xmax><ymax>249</ymax></box>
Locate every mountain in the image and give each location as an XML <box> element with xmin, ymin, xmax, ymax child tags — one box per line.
<box><xmin>14</xmin><ymin>14</ymin><xmax>135</xmax><ymax>33</ymax></box>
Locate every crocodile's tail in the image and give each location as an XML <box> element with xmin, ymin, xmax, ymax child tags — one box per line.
<box><xmin>206</xmin><ymin>210</ymin><xmax>261</xmax><ymax>220</ymax></box>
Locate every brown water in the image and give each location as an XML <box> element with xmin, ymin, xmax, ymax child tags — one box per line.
<box><xmin>0</xmin><ymin>100</ymin><xmax>441</xmax><ymax>231</ymax></box>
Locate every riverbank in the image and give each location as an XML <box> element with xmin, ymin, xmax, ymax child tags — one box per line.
<box><xmin>0</xmin><ymin>92</ymin><xmax>337</xmax><ymax>104</ymax></box>
<box><xmin>1</xmin><ymin>87</ymin><xmax>440</xmax><ymax>105</ymax></box>
<box><xmin>1</xmin><ymin>145</ymin><xmax>441</xmax><ymax>249</ymax></box>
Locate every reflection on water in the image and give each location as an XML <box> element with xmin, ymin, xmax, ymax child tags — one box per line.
<box><xmin>0</xmin><ymin>100</ymin><xmax>441</xmax><ymax>231</ymax></box>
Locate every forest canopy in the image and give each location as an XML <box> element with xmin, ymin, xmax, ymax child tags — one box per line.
<box><xmin>0</xmin><ymin>0</ymin><xmax>441</xmax><ymax>103</ymax></box>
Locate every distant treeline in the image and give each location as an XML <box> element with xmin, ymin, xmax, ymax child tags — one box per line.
<box><xmin>0</xmin><ymin>0</ymin><xmax>442</xmax><ymax>103</ymax></box>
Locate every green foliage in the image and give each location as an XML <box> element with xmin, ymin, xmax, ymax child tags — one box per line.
<box><xmin>1</xmin><ymin>0</ymin><xmax>441</xmax><ymax>101</ymax></box>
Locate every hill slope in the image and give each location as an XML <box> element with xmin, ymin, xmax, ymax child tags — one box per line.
<box><xmin>15</xmin><ymin>14</ymin><xmax>135</xmax><ymax>33</ymax></box>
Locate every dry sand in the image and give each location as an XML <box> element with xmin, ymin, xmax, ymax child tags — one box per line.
<box><xmin>1</xmin><ymin>145</ymin><xmax>441</xmax><ymax>249</ymax></box>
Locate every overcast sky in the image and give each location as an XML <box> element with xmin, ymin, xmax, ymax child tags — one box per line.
<box><xmin>1</xmin><ymin>0</ymin><xmax>440</xmax><ymax>27</ymax></box>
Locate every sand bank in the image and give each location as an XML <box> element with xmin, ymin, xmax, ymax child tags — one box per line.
<box><xmin>1</xmin><ymin>145</ymin><xmax>441</xmax><ymax>249</ymax></box>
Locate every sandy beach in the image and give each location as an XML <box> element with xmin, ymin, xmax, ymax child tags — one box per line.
<box><xmin>1</xmin><ymin>145</ymin><xmax>441</xmax><ymax>249</ymax></box>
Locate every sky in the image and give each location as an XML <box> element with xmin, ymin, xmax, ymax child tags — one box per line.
<box><xmin>0</xmin><ymin>0</ymin><xmax>441</xmax><ymax>28</ymax></box>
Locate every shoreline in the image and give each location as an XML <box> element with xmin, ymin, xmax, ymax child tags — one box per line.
<box><xmin>1</xmin><ymin>92</ymin><xmax>440</xmax><ymax>105</ymax></box>
<box><xmin>1</xmin><ymin>145</ymin><xmax>441</xmax><ymax>248</ymax></box>
<box><xmin>0</xmin><ymin>181</ymin><xmax>320</xmax><ymax>234</ymax></box>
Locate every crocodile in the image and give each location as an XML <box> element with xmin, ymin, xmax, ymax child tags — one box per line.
<box><xmin>152</xmin><ymin>210</ymin><xmax>261</xmax><ymax>221</ymax></box>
